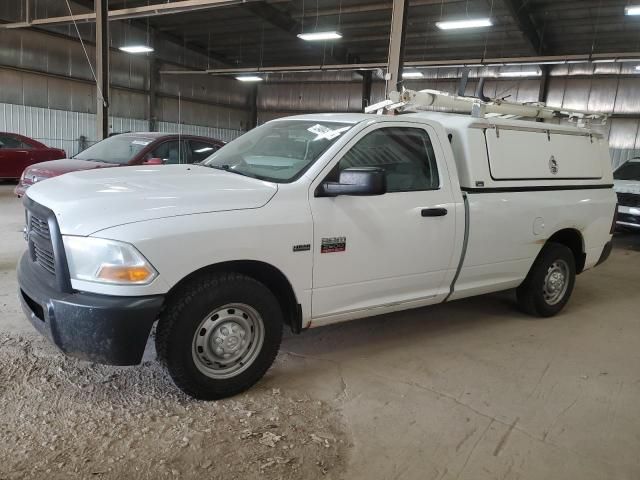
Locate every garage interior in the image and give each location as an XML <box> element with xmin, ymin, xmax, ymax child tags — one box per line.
<box><xmin>1</xmin><ymin>0</ymin><xmax>640</xmax><ymax>479</ymax></box>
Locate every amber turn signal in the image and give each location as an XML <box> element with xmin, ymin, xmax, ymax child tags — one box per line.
<box><xmin>96</xmin><ymin>265</ymin><xmax>155</xmax><ymax>283</ymax></box>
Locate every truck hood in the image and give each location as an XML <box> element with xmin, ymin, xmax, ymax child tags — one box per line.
<box><xmin>25</xmin><ymin>164</ymin><xmax>278</xmax><ymax>235</ymax></box>
<box><xmin>613</xmin><ymin>179</ymin><xmax>640</xmax><ymax>194</ymax></box>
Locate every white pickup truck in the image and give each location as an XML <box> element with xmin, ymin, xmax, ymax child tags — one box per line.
<box><xmin>18</xmin><ymin>111</ymin><xmax>616</xmax><ymax>399</ymax></box>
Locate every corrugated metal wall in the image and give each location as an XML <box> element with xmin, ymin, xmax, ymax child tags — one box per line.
<box><xmin>2</xmin><ymin>18</ymin><xmax>640</xmax><ymax>168</ymax></box>
<box><xmin>0</xmin><ymin>102</ymin><xmax>242</xmax><ymax>156</ymax></box>
<box><xmin>256</xmin><ymin>70</ymin><xmax>640</xmax><ymax>168</ymax></box>
<box><xmin>0</xmin><ymin>25</ymin><xmax>251</xmax><ymax>148</ymax></box>
<box><xmin>156</xmin><ymin>122</ymin><xmax>243</xmax><ymax>144</ymax></box>
<box><xmin>0</xmin><ymin>102</ymin><xmax>147</xmax><ymax>156</ymax></box>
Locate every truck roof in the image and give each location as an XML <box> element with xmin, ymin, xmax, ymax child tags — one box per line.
<box><xmin>277</xmin><ymin>111</ymin><xmax>602</xmax><ymax>137</ymax></box>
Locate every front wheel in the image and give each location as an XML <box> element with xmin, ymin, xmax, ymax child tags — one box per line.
<box><xmin>156</xmin><ymin>272</ymin><xmax>283</xmax><ymax>400</ymax></box>
<box><xmin>516</xmin><ymin>242</ymin><xmax>576</xmax><ymax>317</ymax></box>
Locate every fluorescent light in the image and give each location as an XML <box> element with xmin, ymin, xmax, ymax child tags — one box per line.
<box><xmin>592</xmin><ymin>59</ymin><xmax>616</xmax><ymax>63</ymax></box>
<box><xmin>625</xmin><ymin>5</ymin><xmax>640</xmax><ymax>15</ymax></box>
<box><xmin>119</xmin><ymin>45</ymin><xmax>154</xmax><ymax>54</ymax></box>
<box><xmin>635</xmin><ymin>66</ymin><xmax>640</xmax><ymax>71</ymax></box>
<box><xmin>402</xmin><ymin>71</ymin><xmax>424</xmax><ymax>79</ymax></box>
<box><xmin>436</xmin><ymin>18</ymin><xmax>492</xmax><ymax>30</ymax></box>
<box><xmin>499</xmin><ymin>70</ymin><xmax>540</xmax><ymax>77</ymax></box>
<box><xmin>297</xmin><ymin>31</ymin><xmax>342</xmax><ymax>41</ymax></box>
<box><xmin>235</xmin><ymin>75</ymin><xmax>263</xmax><ymax>82</ymax></box>
<box><xmin>194</xmin><ymin>147</ymin><xmax>214</xmax><ymax>153</ymax></box>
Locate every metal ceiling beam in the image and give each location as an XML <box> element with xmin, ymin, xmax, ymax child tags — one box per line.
<box><xmin>160</xmin><ymin>62</ymin><xmax>385</xmax><ymax>75</ymax></box>
<box><xmin>0</xmin><ymin>0</ymin><xmax>249</xmax><ymax>29</ymax></box>
<box><xmin>158</xmin><ymin>52</ymin><xmax>640</xmax><ymax>76</ymax></box>
<box><xmin>385</xmin><ymin>0</ymin><xmax>409</xmax><ymax>97</ymax></box>
<box><xmin>502</xmin><ymin>0</ymin><xmax>545</xmax><ymax>54</ymax></box>
<box><xmin>57</xmin><ymin>0</ymin><xmax>236</xmax><ymax>67</ymax></box>
<box><xmin>96</xmin><ymin>0</ymin><xmax>109</xmax><ymax>140</ymax></box>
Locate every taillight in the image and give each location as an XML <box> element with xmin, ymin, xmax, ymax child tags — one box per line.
<box><xmin>610</xmin><ymin>203</ymin><xmax>618</xmax><ymax>234</ymax></box>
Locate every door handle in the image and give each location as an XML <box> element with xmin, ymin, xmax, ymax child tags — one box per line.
<box><xmin>421</xmin><ymin>207</ymin><xmax>448</xmax><ymax>217</ymax></box>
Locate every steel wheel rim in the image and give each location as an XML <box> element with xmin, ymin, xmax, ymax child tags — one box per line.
<box><xmin>543</xmin><ymin>259</ymin><xmax>570</xmax><ymax>306</ymax></box>
<box><xmin>192</xmin><ymin>303</ymin><xmax>265</xmax><ymax>379</ymax></box>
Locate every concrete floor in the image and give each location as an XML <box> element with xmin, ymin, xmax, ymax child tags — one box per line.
<box><xmin>1</xmin><ymin>182</ymin><xmax>640</xmax><ymax>479</ymax></box>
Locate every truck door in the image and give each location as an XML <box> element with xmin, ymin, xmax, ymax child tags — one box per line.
<box><xmin>309</xmin><ymin>122</ymin><xmax>458</xmax><ymax>319</ymax></box>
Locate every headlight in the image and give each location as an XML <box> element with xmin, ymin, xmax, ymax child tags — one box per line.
<box><xmin>63</xmin><ymin>236</ymin><xmax>158</xmax><ymax>285</ymax></box>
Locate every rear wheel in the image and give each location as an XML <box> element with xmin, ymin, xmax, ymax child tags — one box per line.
<box><xmin>156</xmin><ymin>272</ymin><xmax>283</xmax><ymax>400</ymax></box>
<box><xmin>516</xmin><ymin>242</ymin><xmax>576</xmax><ymax>317</ymax></box>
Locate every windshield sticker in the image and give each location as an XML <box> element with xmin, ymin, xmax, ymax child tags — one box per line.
<box><xmin>131</xmin><ymin>140</ymin><xmax>152</xmax><ymax>146</ymax></box>
<box><xmin>307</xmin><ymin>124</ymin><xmax>349</xmax><ymax>141</ymax></box>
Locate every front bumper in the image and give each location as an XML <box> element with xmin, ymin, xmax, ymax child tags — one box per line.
<box><xmin>617</xmin><ymin>205</ymin><xmax>640</xmax><ymax>230</ymax></box>
<box><xmin>17</xmin><ymin>251</ymin><xmax>164</xmax><ymax>366</ymax></box>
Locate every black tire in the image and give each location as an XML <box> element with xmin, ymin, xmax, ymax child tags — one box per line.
<box><xmin>516</xmin><ymin>242</ymin><xmax>576</xmax><ymax>317</ymax></box>
<box><xmin>156</xmin><ymin>272</ymin><xmax>283</xmax><ymax>400</ymax></box>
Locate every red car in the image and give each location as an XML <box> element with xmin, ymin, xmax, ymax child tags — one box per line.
<box><xmin>0</xmin><ymin>132</ymin><xmax>66</xmax><ymax>181</ymax></box>
<box><xmin>15</xmin><ymin>132</ymin><xmax>225</xmax><ymax>196</ymax></box>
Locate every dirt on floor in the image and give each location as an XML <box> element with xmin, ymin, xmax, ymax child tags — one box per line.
<box><xmin>0</xmin><ymin>333</ymin><xmax>350</xmax><ymax>480</ymax></box>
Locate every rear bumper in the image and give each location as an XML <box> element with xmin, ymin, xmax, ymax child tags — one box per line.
<box><xmin>17</xmin><ymin>251</ymin><xmax>164</xmax><ymax>366</ymax></box>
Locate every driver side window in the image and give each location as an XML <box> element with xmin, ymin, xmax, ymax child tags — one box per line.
<box><xmin>338</xmin><ymin>127</ymin><xmax>439</xmax><ymax>193</ymax></box>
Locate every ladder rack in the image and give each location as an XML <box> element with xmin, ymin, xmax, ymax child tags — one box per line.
<box><xmin>365</xmin><ymin>89</ymin><xmax>608</xmax><ymax>127</ymax></box>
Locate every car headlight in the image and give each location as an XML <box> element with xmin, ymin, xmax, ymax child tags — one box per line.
<box><xmin>63</xmin><ymin>236</ymin><xmax>158</xmax><ymax>285</ymax></box>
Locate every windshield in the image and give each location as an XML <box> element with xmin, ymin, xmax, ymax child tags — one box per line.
<box><xmin>74</xmin><ymin>135</ymin><xmax>154</xmax><ymax>164</ymax></box>
<box><xmin>614</xmin><ymin>160</ymin><xmax>640</xmax><ymax>181</ymax></box>
<box><xmin>201</xmin><ymin>120</ymin><xmax>354</xmax><ymax>182</ymax></box>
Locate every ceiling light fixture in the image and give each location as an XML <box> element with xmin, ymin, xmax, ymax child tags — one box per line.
<box><xmin>498</xmin><ymin>70</ymin><xmax>541</xmax><ymax>77</ymax></box>
<box><xmin>119</xmin><ymin>45</ymin><xmax>154</xmax><ymax>54</ymax></box>
<box><xmin>297</xmin><ymin>31</ymin><xmax>342</xmax><ymax>41</ymax></box>
<box><xmin>402</xmin><ymin>71</ymin><xmax>424</xmax><ymax>78</ymax></box>
<box><xmin>625</xmin><ymin>5</ymin><xmax>640</xmax><ymax>15</ymax></box>
<box><xmin>436</xmin><ymin>18</ymin><xmax>492</xmax><ymax>30</ymax></box>
<box><xmin>635</xmin><ymin>66</ymin><xmax>640</xmax><ymax>71</ymax></box>
<box><xmin>235</xmin><ymin>76</ymin><xmax>264</xmax><ymax>82</ymax></box>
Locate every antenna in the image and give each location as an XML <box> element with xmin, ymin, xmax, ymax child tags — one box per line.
<box><xmin>178</xmin><ymin>91</ymin><xmax>183</xmax><ymax>164</ymax></box>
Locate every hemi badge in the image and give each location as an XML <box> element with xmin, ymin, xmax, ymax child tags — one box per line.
<box><xmin>293</xmin><ymin>244</ymin><xmax>311</xmax><ymax>252</ymax></box>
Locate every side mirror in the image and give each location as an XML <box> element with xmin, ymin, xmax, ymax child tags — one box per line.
<box><xmin>317</xmin><ymin>167</ymin><xmax>386</xmax><ymax>197</ymax></box>
<box><xmin>142</xmin><ymin>157</ymin><xmax>164</xmax><ymax>165</ymax></box>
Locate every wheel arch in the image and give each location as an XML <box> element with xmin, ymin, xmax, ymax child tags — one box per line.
<box><xmin>546</xmin><ymin>228</ymin><xmax>586</xmax><ymax>273</ymax></box>
<box><xmin>166</xmin><ymin>260</ymin><xmax>302</xmax><ymax>333</ymax></box>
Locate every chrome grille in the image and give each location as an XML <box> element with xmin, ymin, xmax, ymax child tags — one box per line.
<box><xmin>617</xmin><ymin>192</ymin><xmax>640</xmax><ymax>208</ymax></box>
